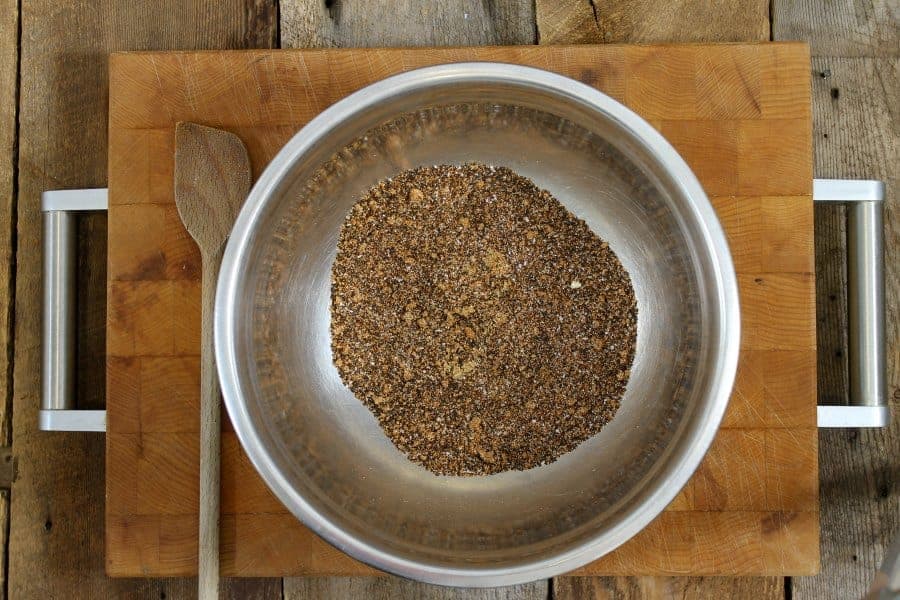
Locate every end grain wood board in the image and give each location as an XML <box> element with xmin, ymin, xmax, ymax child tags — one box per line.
<box><xmin>106</xmin><ymin>44</ymin><xmax>818</xmax><ymax>578</ymax></box>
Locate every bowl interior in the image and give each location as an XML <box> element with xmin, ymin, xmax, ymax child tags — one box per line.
<box><xmin>223</xmin><ymin>74</ymin><xmax>731</xmax><ymax>578</ymax></box>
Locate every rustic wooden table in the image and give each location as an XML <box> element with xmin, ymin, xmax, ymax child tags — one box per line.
<box><xmin>0</xmin><ymin>1</ymin><xmax>895</xmax><ymax>599</ymax></box>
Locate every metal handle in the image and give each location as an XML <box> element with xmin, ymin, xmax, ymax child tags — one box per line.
<box><xmin>814</xmin><ymin>179</ymin><xmax>889</xmax><ymax>428</ymax></box>
<box><xmin>39</xmin><ymin>182</ymin><xmax>889</xmax><ymax>431</ymax></box>
<box><xmin>41</xmin><ymin>188</ymin><xmax>107</xmax><ymax>432</ymax></box>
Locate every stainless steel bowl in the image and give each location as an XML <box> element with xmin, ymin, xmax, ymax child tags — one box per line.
<box><xmin>215</xmin><ymin>63</ymin><xmax>740</xmax><ymax>586</ymax></box>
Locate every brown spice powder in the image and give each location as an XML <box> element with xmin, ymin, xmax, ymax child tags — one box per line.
<box><xmin>330</xmin><ymin>163</ymin><xmax>637</xmax><ymax>476</ymax></box>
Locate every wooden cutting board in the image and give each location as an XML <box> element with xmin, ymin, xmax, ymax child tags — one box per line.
<box><xmin>106</xmin><ymin>43</ymin><xmax>817</xmax><ymax>578</ymax></box>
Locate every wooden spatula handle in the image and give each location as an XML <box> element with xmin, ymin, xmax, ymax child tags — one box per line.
<box><xmin>173</xmin><ymin>121</ymin><xmax>250</xmax><ymax>597</ymax></box>
<box><xmin>199</xmin><ymin>248</ymin><xmax>224</xmax><ymax>600</ymax></box>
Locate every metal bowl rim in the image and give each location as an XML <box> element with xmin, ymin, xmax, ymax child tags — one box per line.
<box><xmin>214</xmin><ymin>62</ymin><xmax>741</xmax><ymax>587</ymax></box>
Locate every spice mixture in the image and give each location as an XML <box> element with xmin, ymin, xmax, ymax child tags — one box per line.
<box><xmin>330</xmin><ymin>163</ymin><xmax>637</xmax><ymax>476</ymax></box>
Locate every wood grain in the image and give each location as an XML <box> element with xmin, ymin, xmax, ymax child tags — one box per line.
<box><xmin>106</xmin><ymin>43</ymin><xmax>818</xmax><ymax>580</ymax></box>
<box><xmin>773</xmin><ymin>0</ymin><xmax>899</xmax><ymax>58</ymax></box>
<box><xmin>536</xmin><ymin>0</ymin><xmax>769</xmax><ymax>44</ymax></box>
<box><xmin>284</xmin><ymin>577</ymin><xmax>549</xmax><ymax>599</ymax></box>
<box><xmin>793</xmin><ymin>56</ymin><xmax>900</xmax><ymax>600</ymax></box>
<box><xmin>553</xmin><ymin>575</ymin><xmax>784</xmax><ymax>599</ymax></box>
<box><xmin>174</xmin><ymin>122</ymin><xmax>252</xmax><ymax>599</ymax></box>
<box><xmin>0</xmin><ymin>0</ymin><xmax>15</xmax><ymax>435</ymax></box>
<box><xmin>0</xmin><ymin>490</ymin><xmax>6</xmax><ymax>599</ymax></box>
<box><xmin>280</xmin><ymin>0</ymin><xmax>536</xmax><ymax>48</ymax></box>
<box><xmin>0</xmin><ymin>0</ymin><xmax>16</xmax><ymax>592</ymax></box>
<box><xmin>223</xmin><ymin>578</ymin><xmax>284</xmax><ymax>599</ymax></box>
<box><xmin>535</xmin><ymin>0</ymin><xmax>602</xmax><ymax>44</ymax></box>
<box><xmin>8</xmin><ymin>1</ymin><xmax>277</xmax><ymax>598</ymax></box>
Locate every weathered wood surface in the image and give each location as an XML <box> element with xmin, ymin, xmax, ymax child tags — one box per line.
<box><xmin>8</xmin><ymin>1</ymin><xmax>278</xmax><ymax>598</ymax></box>
<box><xmin>798</xmin><ymin>56</ymin><xmax>899</xmax><ymax>600</ymax></box>
<box><xmin>774</xmin><ymin>1</ymin><xmax>899</xmax><ymax>597</ymax></box>
<box><xmin>536</xmin><ymin>0</ymin><xmax>769</xmax><ymax>44</ymax></box>
<box><xmin>0</xmin><ymin>5</ymin><xmax>16</xmax><ymax>598</ymax></box>
<box><xmin>773</xmin><ymin>0</ymin><xmax>899</xmax><ymax>58</ymax></box>
<box><xmin>0</xmin><ymin>490</ymin><xmax>7</xmax><ymax>599</ymax></box>
<box><xmin>553</xmin><ymin>575</ymin><xmax>785</xmax><ymax>599</ymax></box>
<box><xmin>280</xmin><ymin>0</ymin><xmax>536</xmax><ymax>47</ymax></box>
<box><xmin>284</xmin><ymin>577</ymin><xmax>548</xmax><ymax>599</ymax></box>
<box><xmin>0</xmin><ymin>0</ymin><xmax>18</xmax><ymax>593</ymax></box>
<box><xmin>0</xmin><ymin>0</ymin><xmax>15</xmax><ymax>443</ymax></box>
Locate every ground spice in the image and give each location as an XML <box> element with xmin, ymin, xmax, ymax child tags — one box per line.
<box><xmin>330</xmin><ymin>163</ymin><xmax>637</xmax><ymax>476</ymax></box>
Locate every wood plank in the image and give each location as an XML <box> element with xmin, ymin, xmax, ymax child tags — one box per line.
<box><xmin>535</xmin><ymin>0</ymin><xmax>603</xmax><ymax>44</ymax></box>
<box><xmin>224</xmin><ymin>578</ymin><xmax>284</xmax><ymax>599</ymax></box>
<box><xmin>283</xmin><ymin>577</ymin><xmax>548</xmax><ymax>600</ymax></box>
<box><xmin>773</xmin><ymin>0</ymin><xmax>899</xmax><ymax>57</ymax></box>
<box><xmin>774</xmin><ymin>1</ymin><xmax>898</xmax><ymax>594</ymax></box>
<box><xmin>280</xmin><ymin>0</ymin><xmax>536</xmax><ymax>48</ymax></box>
<box><xmin>792</xmin><ymin>56</ymin><xmax>900</xmax><ymax>600</ymax></box>
<box><xmin>278</xmin><ymin>4</ymin><xmax>536</xmax><ymax>597</ymax></box>
<box><xmin>0</xmin><ymin>0</ymin><xmax>18</xmax><ymax>593</ymax></box>
<box><xmin>536</xmin><ymin>0</ymin><xmax>769</xmax><ymax>44</ymax></box>
<box><xmin>0</xmin><ymin>0</ymin><xmax>15</xmax><ymax>441</ymax></box>
<box><xmin>553</xmin><ymin>576</ymin><xmax>784</xmax><ymax>599</ymax></box>
<box><xmin>0</xmin><ymin>491</ymin><xmax>6</xmax><ymax>600</ymax></box>
<box><xmin>8</xmin><ymin>1</ymin><xmax>277</xmax><ymax>598</ymax></box>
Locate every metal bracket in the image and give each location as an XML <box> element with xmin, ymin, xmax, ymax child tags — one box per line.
<box><xmin>41</xmin><ymin>188</ymin><xmax>108</xmax><ymax>432</ymax></box>
<box><xmin>814</xmin><ymin>179</ymin><xmax>889</xmax><ymax>428</ymax></box>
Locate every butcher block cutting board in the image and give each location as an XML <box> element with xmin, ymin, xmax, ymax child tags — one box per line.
<box><xmin>106</xmin><ymin>43</ymin><xmax>817</xmax><ymax>577</ymax></box>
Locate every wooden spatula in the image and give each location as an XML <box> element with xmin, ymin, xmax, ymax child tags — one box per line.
<box><xmin>174</xmin><ymin>122</ymin><xmax>251</xmax><ymax>600</ymax></box>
